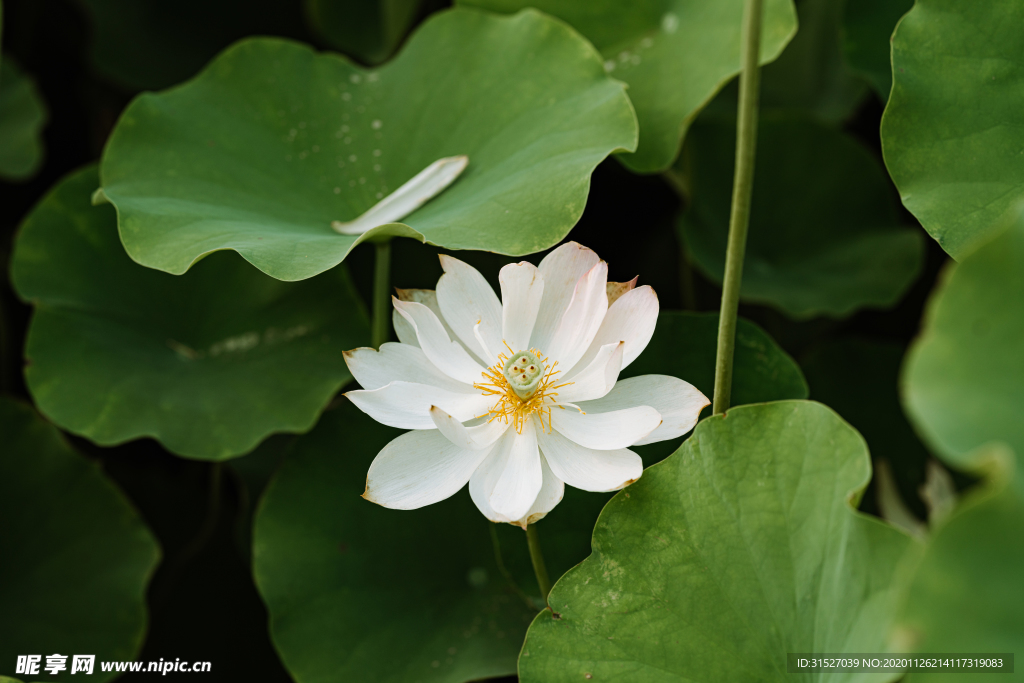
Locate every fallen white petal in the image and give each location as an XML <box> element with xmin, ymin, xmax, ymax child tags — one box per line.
<box><xmin>530</xmin><ymin>242</ymin><xmax>601</xmax><ymax>353</ymax></box>
<box><xmin>346</xmin><ymin>381</ymin><xmax>490</xmax><ymax>430</ymax></box>
<box><xmin>500</xmin><ymin>262</ymin><xmax>544</xmax><ymax>352</ymax></box>
<box><xmin>571</xmin><ymin>285</ymin><xmax>658</xmax><ymax>374</ymax></box>
<box><xmin>344</xmin><ymin>343</ymin><xmax>469</xmax><ymax>392</ymax></box>
<box><xmin>557</xmin><ymin>342</ymin><xmax>623</xmax><ymax>403</ymax></box>
<box><xmin>332</xmin><ymin>155</ymin><xmax>468</xmax><ymax>235</ymax></box>
<box><xmin>545</xmin><ymin>261</ymin><xmax>609</xmax><ymax>372</ymax></box>
<box><xmin>393</xmin><ymin>298</ymin><xmax>485</xmax><ymax>385</ymax></box>
<box><xmin>429</xmin><ymin>406</ymin><xmax>508</xmax><ymax>451</ymax></box>
<box><xmin>538</xmin><ymin>426</ymin><xmax>642</xmax><ymax>492</ymax></box>
<box><xmin>363</xmin><ymin>428</ymin><xmax>492</xmax><ymax>509</ymax></box>
<box><xmin>551</xmin><ymin>404</ymin><xmax>661</xmax><ymax>450</ymax></box>
<box><xmin>436</xmin><ymin>255</ymin><xmax>504</xmax><ymax>364</ymax></box>
<box><xmin>577</xmin><ymin>375</ymin><xmax>709</xmax><ymax>445</ymax></box>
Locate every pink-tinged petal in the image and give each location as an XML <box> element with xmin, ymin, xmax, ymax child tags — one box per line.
<box><xmin>577</xmin><ymin>375</ymin><xmax>709</xmax><ymax>445</ymax></box>
<box><xmin>572</xmin><ymin>285</ymin><xmax>658</xmax><ymax>374</ymax></box>
<box><xmin>393</xmin><ymin>298</ymin><xmax>486</xmax><ymax>385</ymax></box>
<box><xmin>500</xmin><ymin>262</ymin><xmax>544</xmax><ymax>352</ymax></box>
<box><xmin>530</xmin><ymin>242</ymin><xmax>601</xmax><ymax>353</ymax></box>
<box><xmin>606</xmin><ymin>276</ymin><xmax>638</xmax><ymax>306</ymax></box>
<box><xmin>558</xmin><ymin>342</ymin><xmax>623</xmax><ymax>403</ymax></box>
<box><xmin>346</xmin><ymin>381</ymin><xmax>490</xmax><ymax>430</ymax></box>
<box><xmin>344</xmin><ymin>343</ymin><xmax>469</xmax><ymax>392</ymax></box>
<box><xmin>363</xmin><ymin>429</ymin><xmax>493</xmax><ymax>510</ymax></box>
<box><xmin>538</xmin><ymin>427</ymin><xmax>642</xmax><ymax>492</ymax></box>
<box><xmin>545</xmin><ymin>261</ymin><xmax>609</xmax><ymax>371</ymax></box>
<box><xmin>392</xmin><ymin>289</ymin><xmax>460</xmax><ymax>350</ymax></box>
<box><xmin>429</xmin><ymin>406</ymin><xmax>508</xmax><ymax>451</ymax></box>
<box><xmin>436</xmin><ymin>255</ymin><xmax>504</xmax><ymax>363</ymax></box>
<box><xmin>551</xmin><ymin>404</ymin><xmax>661</xmax><ymax>450</ymax></box>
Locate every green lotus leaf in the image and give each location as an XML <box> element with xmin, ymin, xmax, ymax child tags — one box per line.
<box><xmin>456</xmin><ymin>0</ymin><xmax>796</xmax><ymax>173</ymax></box>
<box><xmin>78</xmin><ymin>0</ymin><xmax>307</xmax><ymax>91</ymax></box>
<box><xmin>903</xmin><ymin>216</ymin><xmax>1024</xmax><ymax>468</ymax></box>
<box><xmin>880</xmin><ymin>0</ymin><xmax>1024</xmax><ymax>260</ymax></box>
<box><xmin>253</xmin><ymin>402</ymin><xmax>542</xmax><ymax>683</ymax></box>
<box><xmin>97</xmin><ymin>8</ymin><xmax>638</xmax><ymax>281</ymax></box>
<box><xmin>680</xmin><ymin>115</ymin><xmax>924</xmax><ymax>319</ymax></box>
<box><xmin>0</xmin><ymin>398</ymin><xmax>160</xmax><ymax>682</ymax></box>
<box><xmin>803</xmin><ymin>339</ymin><xmax>931</xmax><ymax>515</ymax></box>
<box><xmin>896</xmin><ymin>443</ymin><xmax>1024</xmax><ymax>681</ymax></box>
<box><xmin>518</xmin><ymin>400</ymin><xmax>917</xmax><ymax>682</ymax></box>
<box><xmin>306</xmin><ymin>0</ymin><xmax>423</xmax><ymax>65</ymax></box>
<box><xmin>841</xmin><ymin>0</ymin><xmax>913</xmax><ymax>101</ymax></box>
<box><xmin>11</xmin><ymin>166</ymin><xmax>368</xmax><ymax>460</ymax></box>
<box><xmin>625</xmin><ymin>310</ymin><xmax>807</xmax><ymax>405</ymax></box>
<box><xmin>0</xmin><ymin>60</ymin><xmax>46</xmax><ymax>181</ymax></box>
<box><xmin>759</xmin><ymin>0</ymin><xmax>868</xmax><ymax>122</ymax></box>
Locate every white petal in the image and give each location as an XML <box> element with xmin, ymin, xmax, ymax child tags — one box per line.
<box><xmin>470</xmin><ymin>442</ymin><xmax>564</xmax><ymax>528</ymax></box>
<box><xmin>572</xmin><ymin>285</ymin><xmax>658</xmax><ymax>374</ymax></box>
<box><xmin>429</xmin><ymin>406</ymin><xmax>508</xmax><ymax>451</ymax></box>
<box><xmin>577</xmin><ymin>375</ymin><xmax>709</xmax><ymax>446</ymax></box>
<box><xmin>551</xmin><ymin>404</ymin><xmax>661</xmax><ymax>450</ymax></box>
<box><xmin>363</xmin><ymin>428</ymin><xmax>492</xmax><ymax>509</ymax></box>
<box><xmin>469</xmin><ymin>426</ymin><xmax>542</xmax><ymax>524</ymax></box>
<box><xmin>346</xmin><ymin>381</ymin><xmax>490</xmax><ymax>430</ymax></box>
<box><xmin>557</xmin><ymin>342</ymin><xmax>623</xmax><ymax>403</ymax></box>
<box><xmin>436</xmin><ymin>255</ymin><xmax>504</xmax><ymax>363</ymax></box>
<box><xmin>344</xmin><ymin>343</ymin><xmax>469</xmax><ymax>392</ymax></box>
<box><xmin>332</xmin><ymin>156</ymin><xmax>468</xmax><ymax>235</ymax></box>
<box><xmin>530</xmin><ymin>242</ymin><xmax>601</xmax><ymax>353</ymax></box>
<box><xmin>545</xmin><ymin>261</ymin><xmax>609</xmax><ymax>372</ymax></box>
<box><xmin>391</xmin><ymin>289</ymin><xmax>462</xmax><ymax>352</ymax></box>
<box><xmin>518</xmin><ymin>452</ymin><xmax>565</xmax><ymax>528</ymax></box>
<box><xmin>538</xmin><ymin>427</ymin><xmax>642</xmax><ymax>492</ymax></box>
<box><xmin>393</xmin><ymin>298</ymin><xmax>485</xmax><ymax>385</ymax></box>
<box><xmin>500</xmin><ymin>262</ymin><xmax>544</xmax><ymax>352</ymax></box>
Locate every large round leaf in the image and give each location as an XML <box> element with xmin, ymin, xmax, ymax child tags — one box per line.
<box><xmin>680</xmin><ymin>115</ymin><xmax>924</xmax><ymax>318</ymax></box>
<box><xmin>306</xmin><ymin>0</ymin><xmax>423</xmax><ymax>65</ymax></box>
<box><xmin>0</xmin><ymin>398</ymin><xmax>160</xmax><ymax>682</ymax></box>
<box><xmin>902</xmin><ymin>216</ymin><xmax>1024</xmax><ymax>468</ymax></box>
<box><xmin>11</xmin><ymin>166</ymin><xmax>368</xmax><ymax>460</ymax></box>
<box><xmin>880</xmin><ymin>0</ymin><xmax>1024</xmax><ymax>260</ymax></box>
<box><xmin>841</xmin><ymin>0</ymin><xmax>913</xmax><ymax>101</ymax></box>
<box><xmin>97</xmin><ymin>8</ymin><xmax>638</xmax><ymax>281</ymax></box>
<box><xmin>518</xmin><ymin>401</ymin><xmax>917</xmax><ymax>682</ymax></box>
<box><xmin>253</xmin><ymin>402</ymin><xmax>542</xmax><ymax>683</ymax></box>
<box><xmin>0</xmin><ymin>60</ymin><xmax>46</xmax><ymax>181</ymax></box>
<box><xmin>896</xmin><ymin>445</ymin><xmax>1024</xmax><ymax>681</ymax></box>
<box><xmin>457</xmin><ymin>0</ymin><xmax>796</xmax><ymax>173</ymax></box>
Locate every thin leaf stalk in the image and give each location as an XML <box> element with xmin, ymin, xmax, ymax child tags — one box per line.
<box><xmin>713</xmin><ymin>0</ymin><xmax>764</xmax><ymax>415</ymax></box>
<box><xmin>526</xmin><ymin>523</ymin><xmax>552</xmax><ymax>602</ymax></box>
<box><xmin>371</xmin><ymin>240</ymin><xmax>392</xmax><ymax>348</ymax></box>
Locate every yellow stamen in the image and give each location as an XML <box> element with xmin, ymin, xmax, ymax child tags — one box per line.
<box><xmin>473</xmin><ymin>345</ymin><xmax>577</xmax><ymax>434</ymax></box>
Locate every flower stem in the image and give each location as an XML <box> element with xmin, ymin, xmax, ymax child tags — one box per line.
<box><xmin>526</xmin><ymin>523</ymin><xmax>552</xmax><ymax>602</ymax></box>
<box><xmin>713</xmin><ymin>0</ymin><xmax>764</xmax><ymax>416</ymax></box>
<box><xmin>371</xmin><ymin>240</ymin><xmax>392</xmax><ymax>348</ymax></box>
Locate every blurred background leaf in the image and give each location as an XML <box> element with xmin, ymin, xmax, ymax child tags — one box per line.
<box><xmin>0</xmin><ymin>397</ymin><xmax>160</xmax><ymax>682</ymax></box>
<box><xmin>11</xmin><ymin>166</ymin><xmax>368</xmax><ymax>460</ymax></box>
<box><xmin>840</xmin><ymin>0</ymin><xmax>913</xmax><ymax>102</ymax></box>
<box><xmin>305</xmin><ymin>0</ymin><xmax>425</xmax><ymax>64</ymax></box>
<box><xmin>0</xmin><ymin>59</ymin><xmax>46</xmax><ymax>180</ymax></box>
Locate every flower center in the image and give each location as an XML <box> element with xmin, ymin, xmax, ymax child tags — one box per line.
<box><xmin>473</xmin><ymin>344</ymin><xmax>572</xmax><ymax>433</ymax></box>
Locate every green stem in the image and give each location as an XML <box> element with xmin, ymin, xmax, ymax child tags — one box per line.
<box><xmin>371</xmin><ymin>240</ymin><xmax>392</xmax><ymax>348</ymax></box>
<box><xmin>525</xmin><ymin>523</ymin><xmax>552</xmax><ymax>602</ymax></box>
<box><xmin>713</xmin><ymin>0</ymin><xmax>764</xmax><ymax>416</ymax></box>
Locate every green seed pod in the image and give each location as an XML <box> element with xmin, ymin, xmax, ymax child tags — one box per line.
<box><xmin>503</xmin><ymin>351</ymin><xmax>545</xmax><ymax>400</ymax></box>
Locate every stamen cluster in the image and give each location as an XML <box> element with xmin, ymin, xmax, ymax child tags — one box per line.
<box><xmin>474</xmin><ymin>343</ymin><xmax>573</xmax><ymax>433</ymax></box>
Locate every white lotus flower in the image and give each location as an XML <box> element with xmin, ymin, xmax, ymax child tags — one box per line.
<box><xmin>344</xmin><ymin>242</ymin><xmax>709</xmax><ymax>528</ymax></box>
